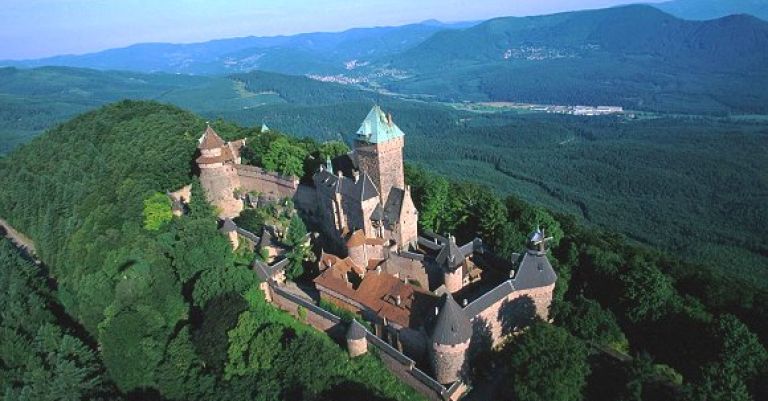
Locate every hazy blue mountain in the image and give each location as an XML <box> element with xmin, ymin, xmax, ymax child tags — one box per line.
<box><xmin>655</xmin><ymin>0</ymin><xmax>768</xmax><ymax>21</ymax></box>
<box><xmin>369</xmin><ymin>5</ymin><xmax>768</xmax><ymax>113</ymax></box>
<box><xmin>0</xmin><ymin>21</ymin><xmax>475</xmax><ymax>75</ymax></box>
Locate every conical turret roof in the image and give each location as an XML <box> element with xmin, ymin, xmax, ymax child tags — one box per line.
<box><xmin>219</xmin><ymin>218</ymin><xmax>237</xmax><ymax>233</ymax></box>
<box><xmin>432</xmin><ymin>294</ymin><xmax>472</xmax><ymax>345</ymax></box>
<box><xmin>347</xmin><ymin>319</ymin><xmax>367</xmax><ymax>340</ymax></box>
<box><xmin>198</xmin><ymin>124</ymin><xmax>226</xmax><ymax>150</ymax></box>
<box><xmin>436</xmin><ymin>235</ymin><xmax>463</xmax><ymax>270</ymax></box>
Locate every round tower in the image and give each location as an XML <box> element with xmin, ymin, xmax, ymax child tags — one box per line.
<box><xmin>196</xmin><ymin>124</ymin><xmax>243</xmax><ymax>218</ymax></box>
<box><xmin>443</xmin><ymin>268</ymin><xmax>463</xmax><ymax>294</ymax></box>
<box><xmin>347</xmin><ymin>230</ymin><xmax>368</xmax><ymax>268</ymax></box>
<box><xmin>346</xmin><ymin>319</ymin><xmax>368</xmax><ymax>358</ymax></box>
<box><xmin>440</xmin><ymin>235</ymin><xmax>465</xmax><ymax>294</ymax></box>
<box><xmin>430</xmin><ymin>294</ymin><xmax>472</xmax><ymax>384</ymax></box>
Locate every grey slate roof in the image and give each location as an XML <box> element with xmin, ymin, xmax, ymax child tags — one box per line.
<box><xmin>463</xmin><ymin>281</ymin><xmax>515</xmax><ymax>317</ymax></box>
<box><xmin>346</xmin><ymin>320</ymin><xmax>367</xmax><ymax>340</ymax></box>
<box><xmin>381</xmin><ymin>187</ymin><xmax>404</xmax><ymax>227</ymax></box>
<box><xmin>512</xmin><ymin>250</ymin><xmax>557</xmax><ymax>291</ymax></box>
<box><xmin>256</xmin><ymin>227</ymin><xmax>272</xmax><ymax>249</ymax></box>
<box><xmin>314</xmin><ymin>169</ymin><xmax>379</xmax><ymax>202</ymax></box>
<box><xmin>418</xmin><ymin>235</ymin><xmax>443</xmax><ymax>251</ymax></box>
<box><xmin>252</xmin><ymin>260</ymin><xmax>272</xmax><ymax>281</ymax></box>
<box><xmin>236</xmin><ymin>227</ymin><xmax>260</xmax><ymax>243</ymax></box>
<box><xmin>219</xmin><ymin>218</ymin><xmax>237</xmax><ymax>233</ymax></box>
<box><xmin>431</xmin><ymin>295</ymin><xmax>472</xmax><ymax>345</ymax></box>
<box><xmin>436</xmin><ymin>236</ymin><xmax>463</xmax><ymax>270</ymax></box>
<box><xmin>370</xmin><ymin>203</ymin><xmax>384</xmax><ymax>221</ymax></box>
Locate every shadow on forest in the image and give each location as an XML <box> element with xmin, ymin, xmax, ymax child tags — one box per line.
<box><xmin>313</xmin><ymin>380</ymin><xmax>396</xmax><ymax>401</ymax></box>
<box><xmin>498</xmin><ymin>295</ymin><xmax>536</xmax><ymax>337</ymax></box>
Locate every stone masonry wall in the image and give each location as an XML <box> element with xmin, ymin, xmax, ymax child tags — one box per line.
<box><xmin>355</xmin><ymin>136</ymin><xmax>405</xmax><ymax>206</ymax></box>
<box><xmin>265</xmin><ymin>282</ymin><xmax>454</xmax><ymax>401</ymax></box>
<box><xmin>199</xmin><ymin>165</ymin><xmax>242</xmax><ymax>218</ymax></box>
<box><xmin>430</xmin><ymin>341</ymin><xmax>469</xmax><ymax>384</ymax></box>
<box><xmin>236</xmin><ymin>165</ymin><xmax>298</xmax><ymax>200</ymax></box>
<box><xmin>472</xmin><ymin>284</ymin><xmax>555</xmax><ymax>347</ymax></box>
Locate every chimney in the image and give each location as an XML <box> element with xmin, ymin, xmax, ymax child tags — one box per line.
<box><xmin>376</xmin><ymin>265</ymin><xmax>382</xmax><ymax>275</ymax></box>
<box><xmin>387</xmin><ymin>113</ymin><xmax>393</xmax><ymax>126</ymax></box>
<box><xmin>396</xmin><ymin>295</ymin><xmax>401</xmax><ymax>306</ymax></box>
<box><xmin>353</xmin><ymin>170</ymin><xmax>360</xmax><ymax>183</ymax></box>
<box><xmin>435</xmin><ymin>306</ymin><xmax>439</xmax><ymax>316</ymax></box>
<box><xmin>462</xmin><ymin>299</ymin><xmax>468</xmax><ymax>307</ymax></box>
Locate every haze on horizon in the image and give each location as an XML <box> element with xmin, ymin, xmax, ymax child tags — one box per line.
<box><xmin>0</xmin><ymin>0</ymin><xmax>667</xmax><ymax>60</ymax></box>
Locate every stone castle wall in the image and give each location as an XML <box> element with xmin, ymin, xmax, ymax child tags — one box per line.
<box><xmin>397</xmin><ymin>188</ymin><xmax>419</xmax><ymax>248</ymax></box>
<box><xmin>235</xmin><ymin>165</ymin><xmax>298</xmax><ymax>200</ymax></box>
<box><xmin>472</xmin><ymin>284</ymin><xmax>555</xmax><ymax>347</ymax></box>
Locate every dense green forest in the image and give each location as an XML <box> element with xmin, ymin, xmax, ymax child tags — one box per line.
<box><xmin>0</xmin><ymin>101</ymin><xmax>422</xmax><ymax>401</ymax></box>
<box><xmin>1</xmin><ymin>100</ymin><xmax>766</xmax><ymax>401</ymax></box>
<box><xmin>404</xmin><ymin>165</ymin><xmax>768</xmax><ymax>401</ymax></box>
<box><xmin>2</xmin><ymin>67</ymin><xmax>765</xmax><ymax>289</ymax></box>
<box><xmin>215</xmin><ymin>94</ymin><xmax>768</xmax><ymax>289</ymax></box>
<box><xmin>0</xmin><ymin>66</ymin><xmax>285</xmax><ymax>154</ymax></box>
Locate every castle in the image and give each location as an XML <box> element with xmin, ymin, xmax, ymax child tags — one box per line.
<box><xmin>194</xmin><ymin>106</ymin><xmax>557</xmax><ymax>397</ymax></box>
<box><xmin>196</xmin><ymin>124</ymin><xmax>299</xmax><ymax>218</ymax></box>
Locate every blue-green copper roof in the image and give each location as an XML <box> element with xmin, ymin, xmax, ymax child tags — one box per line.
<box><xmin>356</xmin><ymin>105</ymin><xmax>405</xmax><ymax>144</ymax></box>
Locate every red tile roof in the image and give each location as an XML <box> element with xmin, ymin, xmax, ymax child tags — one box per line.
<box><xmin>198</xmin><ymin>125</ymin><xmax>226</xmax><ymax>150</ymax></box>
<box><xmin>314</xmin><ymin>253</ymin><xmax>437</xmax><ymax>329</ymax></box>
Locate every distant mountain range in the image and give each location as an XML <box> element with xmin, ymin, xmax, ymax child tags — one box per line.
<box><xmin>0</xmin><ymin>20</ymin><xmax>477</xmax><ymax>75</ymax></box>
<box><xmin>655</xmin><ymin>0</ymin><xmax>768</xmax><ymax>21</ymax></box>
<box><xmin>2</xmin><ymin>5</ymin><xmax>767</xmax><ymax>114</ymax></box>
<box><xmin>371</xmin><ymin>5</ymin><xmax>768</xmax><ymax>112</ymax></box>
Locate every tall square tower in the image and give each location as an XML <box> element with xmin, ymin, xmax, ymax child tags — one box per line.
<box><xmin>354</xmin><ymin>106</ymin><xmax>406</xmax><ymax>206</ymax></box>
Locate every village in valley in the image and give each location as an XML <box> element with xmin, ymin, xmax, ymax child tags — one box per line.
<box><xmin>170</xmin><ymin>106</ymin><xmax>558</xmax><ymax>400</ymax></box>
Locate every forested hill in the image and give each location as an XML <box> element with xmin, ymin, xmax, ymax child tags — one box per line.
<box><xmin>655</xmin><ymin>0</ymin><xmax>768</xmax><ymax>21</ymax></box>
<box><xmin>378</xmin><ymin>5</ymin><xmax>768</xmax><ymax>113</ymax></box>
<box><xmin>2</xmin><ymin>101</ymin><xmax>767</xmax><ymax>401</ymax></box>
<box><xmin>0</xmin><ymin>101</ymin><xmax>423</xmax><ymax>401</ymax></box>
<box><xmin>394</xmin><ymin>5</ymin><xmax>768</xmax><ymax>70</ymax></box>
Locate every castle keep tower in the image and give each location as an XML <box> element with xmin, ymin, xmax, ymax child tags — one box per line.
<box><xmin>354</xmin><ymin>106</ymin><xmax>406</xmax><ymax>206</ymax></box>
<box><xmin>196</xmin><ymin>124</ymin><xmax>244</xmax><ymax>218</ymax></box>
<box><xmin>430</xmin><ymin>294</ymin><xmax>472</xmax><ymax>384</ymax></box>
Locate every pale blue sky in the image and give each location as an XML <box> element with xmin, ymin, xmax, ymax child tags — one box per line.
<box><xmin>0</xmin><ymin>0</ymin><xmax>664</xmax><ymax>60</ymax></box>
